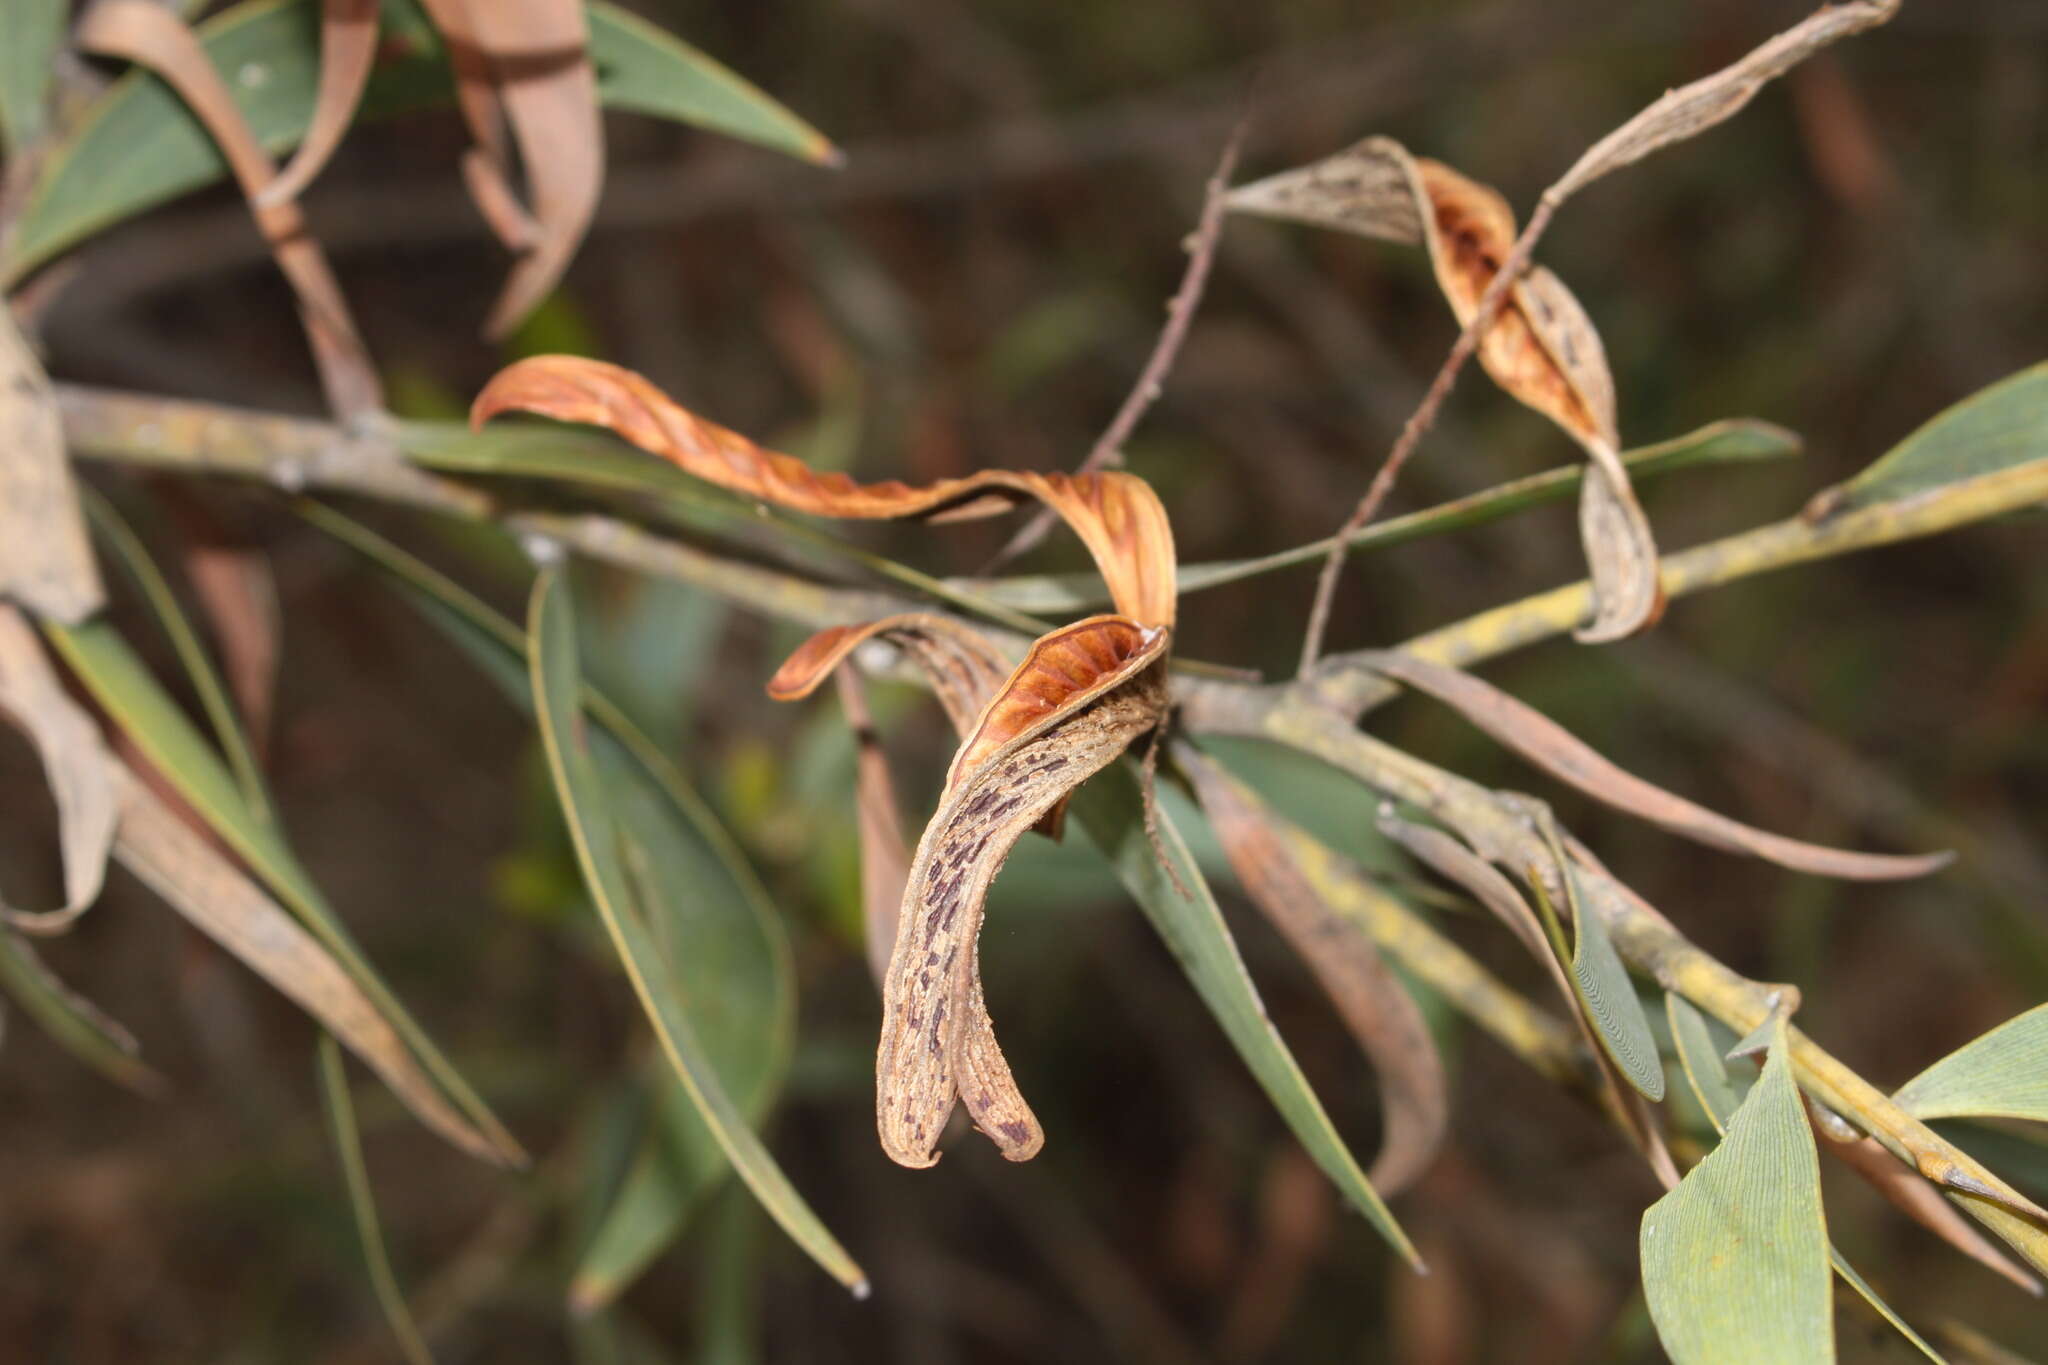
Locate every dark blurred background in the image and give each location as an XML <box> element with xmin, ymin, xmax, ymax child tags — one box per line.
<box><xmin>2</xmin><ymin>0</ymin><xmax>2044</xmax><ymax>1360</ymax></box>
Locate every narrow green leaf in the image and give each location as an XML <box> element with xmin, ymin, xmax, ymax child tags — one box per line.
<box><xmin>1895</xmin><ymin>1003</ymin><xmax>2048</xmax><ymax>1125</ymax></box>
<box><xmin>1534</xmin><ymin>849</ymin><xmax>1663</xmax><ymax>1102</ymax></box>
<box><xmin>958</xmin><ymin>419</ymin><xmax>1801</xmax><ymax>613</ymax></box>
<box><xmin>1830</xmin><ymin>1254</ymin><xmax>1949</xmax><ymax>1365</ymax></box>
<box><xmin>587</xmin><ymin>2</ymin><xmax>835</xmax><ymax>164</ymax></box>
<box><xmin>0</xmin><ymin>0</ymin><xmax>67</xmax><ymax>151</ymax></box>
<box><xmin>81</xmin><ymin>489</ymin><xmax>272</xmax><ymax>819</ymax></box>
<box><xmin>0</xmin><ymin>928</ymin><xmax>165</xmax><ymax>1094</ymax></box>
<box><xmin>1641</xmin><ymin>1015</ymin><xmax>1832</xmax><ymax>1364</ymax></box>
<box><xmin>527</xmin><ymin>565</ymin><xmax>864</xmax><ymax>1295</ymax></box>
<box><xmin>5</xmin><ymin>0</ymin><xmax>835</xmax><ymax>280</ymax></box>
<box><xmin>1827</xmin><ymin>362</ymin><xmax>2048</xmax><ymax>514</ymax></box>
<box><xmin>1668</xmin><ymin>996</ymin><xmax>1947</xmax><ymax>1364</ymax></box>
<box><xmin>317</xmin><ymin>1034</ymin><xmax>435</xmax><ymax>1365</ymax></box>
<box><xmin>299</xmin><ymin>502</ymin><xmax>797</xmax><ymax>1304</ymax></box>
<box><xmin>1065</xmin><ymin>764</ymin><xmax>1419</xmax><ymax>1268</ymax></box>
<box><xmin>1666</xmin><ymin>992</ymin><xmax>1743</xmax><ymax>1130</ymax></box>
<box><xmin>41</xmin><ymin>615</ymin><xmax>522</xmax><ymax>1165</ymax></box>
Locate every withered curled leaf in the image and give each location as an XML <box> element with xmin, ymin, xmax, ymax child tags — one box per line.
<box><xmin>772</xmin><ymin>615</ymin><xmax>1172</xmax><ymax>1166</ymax></box>
<box><xmin>833</xmin><ymin>669</ymin><xmax>911</xmax><ymax>986</ymax></box>
<box><xmin>1181</xmin><ymin>749</ymin><xmax>1446</xmax><ymax>1195</ymax></box>
<box><xmin>1226</xmin><ymin>136</ymin><xmax>1661</xmax><ymax>640</ymax></box>
<box><xmin>254</xmin><ymin>0</ymin><xmax>380</xmax><ymax>209</ymax></box>
<box><xmin>946</xmin><ymin>615</ymin><xmax>1166</xmax><ymax>787</ymax></box>
<box><xmin>878</xmin><ymin>662</ymin><xmax>1167</xmax><ymax>1167</ymax></box>
<box><xmin>0</xmin><ymin>606</ymin><xmax>117</xmax><ymax>932</ymax></box>
<box><xmin>0</xmin><ymin>308</ymin><xmax>103</xmax><ymax>624</ymax></box>
<box><xmin>1356</xmin><ymin>650</ymin><xmax>1952</xmax><ymax>881</ymax></box>
<box><xmin>472</xmin><ymin>355</ymin><xmax>1177</xmax><ymax>628</ymax></box>
<box><xmin>74</xmin><ymin>0</ymin><xmax>381</xmax><ymax>418</ymax></box>
<box><xmin>766</xmin><ymin>612</ymin><xmax>1010</xmax><ymax>736</ymax></box>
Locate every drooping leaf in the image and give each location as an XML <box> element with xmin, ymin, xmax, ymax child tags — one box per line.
<box><xmin>1227</xmin><ymin>136</ymin><xmax>1659</xmax><ymax>639</ymax></box>
<box><xmin>1181</xmin><ymin>748</ymin><xmax>1447</xmax><ymax>1194</ymax></box>
<box><xmin>1896</xmin><ymin>1004</ymin><xmax>2048</xmax><ymax>1126</ymax></box>
<box><xmin>1067</xmin><ymin>764</ymin><xmax>1419</xmax><ymax>1267</ymax></box>
<box><xmin>832</xmin><ymin>670</ymin><xmax>912</xmax><ymax>985</ymax></box>
<box><xmin>75</xmin><ymin>0</ymin><xmax>382</xmax><ymax>416</ymax></box>
<box><xmin>0</xmin><ymin>305</ymin><xmax>104</xmax><ymax>623</ymax></box>
<box><xmin>1547</xmin><ymin>0</ymin><xmax>1900</xmax><ymax>203</ymax></box>
<box><xmin>1641</xmin><ymin>1014</ymin><xmax>1833</xmax><ymax>1363</ymax></box>
<box><xmin>4</xmin><ymin>0</ymin><xmax>836</xmax><ymax>281</ymax></box>
<box><xmin>873</xmin><ymin>654</ymin><xmax>1164</xmax><ymax>1167</ymax></box>
<box><xmin>765</xmin><ymin>612</ymin><xmax>1010</xmax><ymax>737</ymax></box>
<box><xmin>1358</xmin><ymin>650</ymin><xmax>1952</xmax><ymax>881</ymax></box>
<box><xmin>471</xmin><ymin>356</ymin><xmax>1179</xmax><ymax>629</ymax></box>
<box><xmin>256</xmin><ymin>0</ymin><xmax>379</xmax><ymax>207</ymax></box>
<box><xmin>0</xmin><ymin>606</ymin><xmax>118</xmax><ymax>932</ymax></box>
<box><xmin>0</xmin><ymin>926</ymin><xmax>164</xmax><ymax>1094</ymax></box>
<box><xmin>42</xmin><ymin>615</ymin><xmax>523</xmax><ymax>1165</ymax></box>
<box><xmin>0</xmin><ymin>0</ymin><xmax>67</xmax><ymax>151</ymax></box>
<box><xmin>1815</xmin><ymin>361</ymin><xmax>2048</xmax><ymax>517</ymax></box>
<box><xmin>296</xmin><ymin>501</ymin><xmax>796</xmax><ymax>1306</ymax></box>
<box><xmin>316</xmin><ymin>1033</ymin><xmax>435</xmax><ymax>1365</ymax></box>
<box><xmin>527</xmin><ymin>564</ymin><xmax>863</xmax><ymax>1293</ymax></box>
<box><xmin>439</xmin><ymin>0</ymin><xmax>603</xmax><ymax>339</ymax></box>
<box><xmin>112</xmin><ymin>759</ymin><xmax>500</xmax><ymax>1163</ymax></box>
<box><xmin>82</xmin><ymin>489</ymin><xmax>272</xmax><ymax>819</ymax></box>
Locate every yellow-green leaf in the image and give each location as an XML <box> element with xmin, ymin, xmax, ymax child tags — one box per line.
<box><xmin>1642</xmin><ymin>1014</ymin><xmax>1832</xmax><ymax>1364</ymax></box>
<box><xmin>527</xmin><ymin>564</ymin><xmax>863</xmax><ymax>1294</ymax></box>
<box><xmin>316</xmin><ymin>1034</ymin><xmax>435</xmax><ymax>1365</ymax></box>
<box><xmin>1896</xmin><ymin>1004</ymin><xmax>2048</xmax><ymax>1125</ymax></box>
<box><xmin>1821</xmin><ymin>362</ymin><xmax>2048</xmax><ymax>516</ymax></box>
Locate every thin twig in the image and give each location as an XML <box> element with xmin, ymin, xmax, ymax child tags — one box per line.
<box><xmin>1294</xmin><ymin>195</ymin><xmax>1559</xmax><ymax>677</ymax></box>
<box><xmin>984</xmin><ymin>110</ymin><xmax>1250</xmax><ymax>571</ymax></box>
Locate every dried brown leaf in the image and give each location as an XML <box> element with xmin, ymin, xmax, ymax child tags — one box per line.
<box><xmin>254</xmin><ymin>0</ymin><xmax>380</xmax><ymax>208</ymax></box>
<box><xmin>1182</xmin><ymin>749</ymin><xmax>1447</xmax><ymax>1194</ymax></box>
<box><xmin>110</xmin><ymin>762</ymin><xmax>508</xmax><ymax>1166</ymax></box>
<box><xmin>472</xmin><ymin>356</ymin><xmax>1178</xmax><ymax>627</ymax></box>
<box><xmin>469</xmin><ymin>0</ymin><xmax>603</xmax><ymax>339</ymax></box>
<box><xmin>1549</xmin><ymin>0</ymin><xmax>1900</xmax><ymax>202</ymax></box>
<box><xmin>784</xmin><ymin>625</ymin><xmax>1047</xmax><ymax>1152</ymax></box>
<box><xmin>1359</xmin><ymin>651</ymin><xmax>1951</xmax><ymax>881</ymax></box>
<box><xmin>1228</xmin><ymin>138</ymin><xmax>1658</xmax><ymax>638</ymax></box>
<box><xmin>0</xmin><ymin>605</ymin><xmax>116</xmax><ymax>932</ymax></box>
<box><xmin>766</xmin><ymin>612</ymin><xmax>1009</xmax><ymax>735</ymax></box>
<box><xmin>947</xmin><ymin>615</ymin><xmax>1166</xmax><ymax>788</ymax></box>
<box><xmin>878</xmin><ymin>663</ymin><xmax>1166</xmax><ymax>1167</ymax></box>
<box><xmin>73</xmin><ymin>1</ymin><xmax>381</xmax><ymax>417</ymax></box>
<box><xmin>160</xmin><ymin>490</ymin><xmax>280</xmax><ymax>758</ymax></box>
<box><xmin>834</xmin><ymin>668</ymin><xmax>910</xmax><ymax>986</ymax></box>
<box><xmin>0</xmin><ymin>306</ymin><xmax>103</xmax><ymax>623</ymax></box>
